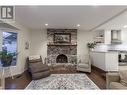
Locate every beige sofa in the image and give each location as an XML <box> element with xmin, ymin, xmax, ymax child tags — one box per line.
<box><xmin>106</xmin><ymin>71</ymin><xmax>127</xmax><ymax>89</ymax></box>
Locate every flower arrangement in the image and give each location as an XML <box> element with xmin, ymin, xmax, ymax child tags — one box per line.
<box><xmin>87</xmin><ymin>42</ymin><xmax>96</xmax><ymax>49</ymax></box>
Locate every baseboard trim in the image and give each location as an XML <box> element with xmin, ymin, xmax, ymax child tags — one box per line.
<box><xmin>6</xmin><ymin>69</ymin><xmax>28</xmax><ymax>79</ymax></box>
<box><xmin>92</xmin><ymin>65</ymin><xmax>106</xmax><ymax>73</ymax></box>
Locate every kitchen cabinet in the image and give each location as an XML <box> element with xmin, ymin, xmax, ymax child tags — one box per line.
<box><xmin>94</xmin><ymin>29</ymin><xmax>122</xmax><ymax>44</ymax></box>
<box><xmin>111</xmin><ymin>30</ymin><xmax>122</xmax><ymax>44</ymax></box>
<box><xmin>94</xmin><ymin>30</ymin><xmax>111</xmax><ymax>44</ymax></box>
<box><xmin>91</xmin><ymin>51</ymin><xmax>118</xmax><ymax>71</ymax></box>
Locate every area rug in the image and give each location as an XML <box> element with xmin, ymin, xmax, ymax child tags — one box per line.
<box><xmin>25</xmin><ymin>74</ymin><xmax>99</xmax><ymax>90</ymax></box>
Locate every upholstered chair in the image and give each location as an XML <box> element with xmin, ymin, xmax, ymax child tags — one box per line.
<box><xmin>76</xmin><ymin>55</ymin><xmax>91</xmax><ymax>73</ymax></box>
<box><xmin>27</xmin><ymin>55</ymin><xmax>51</xmax><ymax>80</ymax></box>
<box><xmin>106</xmin><ymin>71</ymin><xmax>127</xmax><ymax>89</ymax></box>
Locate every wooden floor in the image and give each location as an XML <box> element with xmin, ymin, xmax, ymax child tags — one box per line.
<box><xmin>5</xmin><ymin>66</ymin><xmax>106</xmax><ymax>89</ymax></box>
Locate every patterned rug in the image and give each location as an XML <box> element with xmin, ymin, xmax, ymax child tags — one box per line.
<box><xmin>25</xmin><ymin>74</ymin><xmax>99</xmax><ymax>90</ymax></box>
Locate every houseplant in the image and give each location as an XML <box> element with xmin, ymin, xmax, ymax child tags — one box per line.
<box><xmin>71</xmin><ymin>57</ymin><xmax>77</xmax><ymax>65</ymax></box>
<box><xmin>0</xmin><ymin>51</ymin><xmax>17</xmax><ymax>67</ymax></box>
<box><xmin>87</xmin><ymin>42</ymin><xmax>96</xmax><ymax>51</ymax></box>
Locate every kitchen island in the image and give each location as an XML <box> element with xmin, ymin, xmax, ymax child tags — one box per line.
<box><xmin>90</xmin><ymin>50</ymin><xmax>119</xmax><ymax>72</ymax></box>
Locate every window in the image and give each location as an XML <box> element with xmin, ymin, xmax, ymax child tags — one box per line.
<box><xmin>2</xmin><ymin>32</ymin><xmax>18</xmax><ymax>66</ymax></box>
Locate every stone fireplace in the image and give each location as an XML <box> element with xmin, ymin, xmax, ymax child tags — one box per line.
<box><xmin>47</xmin><ymin>29</ymin><xmax>77</xmax><ymax>64</ymax></box>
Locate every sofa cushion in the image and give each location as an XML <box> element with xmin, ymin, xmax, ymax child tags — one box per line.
<box><xmin>78</xmin><ymin>63</ymin><xmax>89</xmax><ymax>68</ymax></box>
<box><xmin>29</xmin><ymin>62</ymin><xmax>49</xmax><ymax>73</ymax></box>
<box><xmin>29</xmin><ymin>55</ymin><xmax>41</xmax><ymax>60</ymax></box>
<box><xmin>29</xmin><ymin>59</ymin><xmax>42</xmax><ymax>63</ymax></box>
<box><xmin>28</xmin><ymin>55</ymin><xmax>42</xmax><ymax>63</ymax></box>
<box><xmin>119</xmin><ymin>70</ymin><xmax>127</xmax><ymax>86</ymax></box>
<box><xmin>109</xmin><ymin>82</ymin><xmax>127</xmax><ymax>89</ymax></box>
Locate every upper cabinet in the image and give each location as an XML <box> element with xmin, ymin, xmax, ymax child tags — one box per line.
<box><xmin>94</xmin><ymin>29</ymin><xmax>122</xmax><ymax>44</ymax></box>
<box><xmin>111</xmin><ymin>30</ymin><xmax>122</xmax><ymax>44</ymax></box>
<box><xmin>94</xmin><ymin>30</ymin><xmax>111</xmax><ymax>44</ymax></box>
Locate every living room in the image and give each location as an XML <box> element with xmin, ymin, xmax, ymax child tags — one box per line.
<box><xmin>1</xmin><ymin>5</ymin><xmax>127</xmax><ymax>91</ymax></box>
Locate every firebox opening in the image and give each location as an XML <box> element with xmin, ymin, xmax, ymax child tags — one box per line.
<box><xmin>56</xmin><ymin>54</ymin><xmax>68</xmax><ymax>63</ymax></box>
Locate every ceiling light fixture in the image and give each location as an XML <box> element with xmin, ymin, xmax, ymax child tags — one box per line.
<box><xmin>77</xmin><ymin>24</ymin><xmax>80</xmax><ymax>27</ymax></box>
<box><xmin>123</xmin><ymin>25</ymin><xmax>127</xmax><ymax>28</ymax></box>
<box><xmin>45</xmin><ymin>24</ymin><xmax>48</xmax><ymax>26</ymax></box>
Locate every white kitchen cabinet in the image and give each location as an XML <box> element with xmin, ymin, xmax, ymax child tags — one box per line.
<box><xmin>94</xmin><ymin>30</ymin><xmax>111</xmax><ymax>44</ymax></box>
<box><xmin>91</xmin><ymin>51</ymin><xmax>118</xmax><ymax>71</ymax></box>
<box><xmin>111</xmin><ymin>30</ymin><xmax>122</xmax><ymax>43</ymax></box>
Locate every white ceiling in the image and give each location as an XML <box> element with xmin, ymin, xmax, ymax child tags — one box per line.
<box><xmin>97</xmin><ymin>9</ymin><xmax>127</xmax><ymax>30</ymax></box>
<box><xmin>15</xmin><ymin>6</ymin><xmax>127</xmax><ymax>30</ymax></box>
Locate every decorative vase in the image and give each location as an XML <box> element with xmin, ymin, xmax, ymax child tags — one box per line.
<box><xmin>90</xmin><ymin>48</ymin><xmax>94</xmax><ymax>51</ymax></box>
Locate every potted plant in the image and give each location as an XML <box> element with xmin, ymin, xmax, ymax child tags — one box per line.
<box><xmin>71</xmin><ymin>57</ymin><xmax>77</xmax><ymax>66</ymax></box>
<box><xmin>0</xmin><ymin>51</ymin><xmax>17</xmax><ymax>67</ymax></box>
<box><xmin>87</xmin><ymin>42</ymin><xmax>96</xmax><ymax>51</ymax></box>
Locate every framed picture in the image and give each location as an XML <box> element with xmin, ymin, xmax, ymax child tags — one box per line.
<box><xmin>25</xmin><ymin>42</ymin><xmax>29</xmax><ymax>49</ymax></box>
<box><xmin>54</xmin><ymin>33</ymin><xmax>71</xmax><ymax>43</ymax></box>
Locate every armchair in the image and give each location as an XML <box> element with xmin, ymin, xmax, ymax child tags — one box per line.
<box><xmin>76</xmin><ymin>55</ymin><xmax>91</xmax><ymax>73</ymax></box>
<box><xmin>27</xmin><ymin>55</ymin><xmax>50</xmax><ymax>80</ymax></box>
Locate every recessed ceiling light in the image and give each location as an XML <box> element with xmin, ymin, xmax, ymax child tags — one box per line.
<box><xmin>45</xmin><ymin>24</ymin><xmax>48</xmax><ymax>26</ymax></box>
<box><xmin>123</xmin><ymin>25</ymin><xmax>127</xmax><ymax>28</ymax></box>
<box><xmin>77</xmin><ymin>24</ymin><xmax>80</xmax><ymax>27</ymax></box>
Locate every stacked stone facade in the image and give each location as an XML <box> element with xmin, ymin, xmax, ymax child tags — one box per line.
<box><xmin>47</xmin><ymin>29</ymin><xmax>77</xmax><ymax>64</ymax></box>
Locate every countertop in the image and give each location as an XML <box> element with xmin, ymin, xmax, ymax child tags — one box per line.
<box><xmin>91</xmin><ymin>50</ymin><xmax>127</xmax><ymax>53</ymax></box>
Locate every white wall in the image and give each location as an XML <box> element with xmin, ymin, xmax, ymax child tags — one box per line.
<box><xmin>77</xmin><ymin>30</ymin><xmax>95</xmax><ymax>62</ymax></box>
<box><xmin>29</xmin><ymin>29</ymin><xmax>47</xmax><ymax>60</ymax></box>
<box><xmin>121</xmin><ymin>29</ymin><xmax>127</xmax><ymax>44</ymax></box>
<box><xmin>0</xmin><ymin>21</ymin><xmax>31</xmax><ymax>77</ymax></box>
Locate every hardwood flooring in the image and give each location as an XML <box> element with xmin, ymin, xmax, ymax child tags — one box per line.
<box><xmin>5</xmin><ymin>71</ymin><xmax>32</xmax><ymax>89</ymax></box>
<box><xmin>5</xmin><ymin>66</ymin><xmax>106</xmax><ymax>89</ymax></box>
